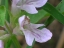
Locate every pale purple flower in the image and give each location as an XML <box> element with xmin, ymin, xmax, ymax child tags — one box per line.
<box><xmin>11</xmin><ymin>0</ymin><xmax>47</xmax><ymax>15</ymax></box>
<box><xmin>0</xmin><ymin>40</ymin><xmax>4</xmax><ymax>48</ymax></box>
<box><xmin>18</xmin><ymin>15</ymin><xmax>52</xmax><ymax>46</ymax></box>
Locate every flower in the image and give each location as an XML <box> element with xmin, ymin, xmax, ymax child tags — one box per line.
<box><xmin>0</xmin><ymin>40</ymin><xmax>4</xmax><ymax>48</ymax></box>
<box><xmin>18</xmin><ymin>15</ymin><xmax>52</xmax><ymax>46</ymax></box>
<box><xmin>11</xmin><ymin>0</ymin><xmax>47</xmax><ymax>15</ymax></box>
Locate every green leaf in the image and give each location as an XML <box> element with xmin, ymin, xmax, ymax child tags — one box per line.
<box><xmin>8</xmin><ymin>10</ymin><xmax>15</xmax><ymax>28</ymax></box>
<box><xmin>43</xmin><ymin>1</ymin><xmax>64</xmax><ymax>27</ymax></box>
<box><xmin>56</xmin><ymin>0</ymin><xmax>64</xmax><ymax>14</ymax></box>
<box><xmin>26</xmin><ymin>46</ymin><xmax>32</xmax><ymax>48</ymax></box>
<box><xmin>11</xmin><ymin>34</ymin><xmax>21</xmax><ymax>48</ymax></box>
<box><xmin>28</xmin><ymin>10</ymin><xmax>48</xmax><ymax>23</ymax></box>
<box><xmin>0</xmin><ymin>6</ymin><xmax>6</xmax><ymax>26</ymax></box>
<box><xmin>5</xmin><ymin>0</ymin><xmax>10</xmax><ymax>22</ymax></box>
<box><xmin>38</xmin><ymin>16</ymin><xmax>54</xmax><ymax>29</ymax></box>
<box><xmin>43</xmin><ymin>2</ymin><xmax>64</xmax><ymax>24</ymax></box>
<box><xmin>5</xmin><ymin>38</ymin><xmax>12</xmax><ymax>48</ymax></box>
<box><xmin>44</xmin><ymin>16</ymin><xmax>54</xmax><ymax>27</ymax></box>
<box><xmin>1</xmin><ymin>0</ymin><xmax>10</xmax><ymax>22</ymax></box>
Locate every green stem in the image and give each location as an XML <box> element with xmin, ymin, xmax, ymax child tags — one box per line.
<box><xmin>5</xmin><ymin>21</ymin><xmax>21</xmax><ymax>48</ymax></box>
<box><xmin>5</xmin><ymin>21</ymin><xmax>12</xmax><ymax>34</ymax></box>
<box><xmin>11</xmin><ymin>35</ymin><xmax>21</xmax><ymax>48</ymax></box>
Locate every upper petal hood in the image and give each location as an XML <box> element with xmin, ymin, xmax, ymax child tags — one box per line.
<box><xmin>18</xmin><ymin>15</ymin><xmax>25</xmax><ymax>28</ymax></box>
<box><xmin>18</xmin><ymin>15</ymin><xmax>30</xmax><ymax>30</ymax></box>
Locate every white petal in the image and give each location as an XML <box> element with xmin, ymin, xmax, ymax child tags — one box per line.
<box><xmin>30</xmin><ymin>28</ymin><xmax>52</xmax><ymax>43</ymax></box>
<box><xmin>30</xmin><ymin>23</ymin><xmax>45</xmax><ymax>28</ymax></box>
<box><xmin>28</xmin><ymin>0</ymin><xmax>48</xmax><ymax>8</ymax></box>
<box><xmin>18</xmin><ymin>5</ymin><xmax>38</xmax><ymax>14</ymax></box>
<box><xmin>23</xmin><ymin>30</ymin><xmax>34</xmax><ymax>46</ymax></box>
<box><xmin>18</xmin><ymin>15</ymin><xmax>25</xmax><ymax>27</ymax></box>
<box><xmin>0</xmin><ymin>40</ymin><xmax>4</xmax><ymax>48</ymax></box>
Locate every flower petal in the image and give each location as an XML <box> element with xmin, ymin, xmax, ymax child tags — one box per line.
<box><xmin>18</xmin><ymin>5</ymin><xmax>38</xmax><ymax>14</ymax></box>
<box><xmin>23</xmin><ymin>30</ymin><xmax>34</xmax><ymax>46</ymax></box>
<box><xmin>28</xmin><ymin>0</ymin><xmax>48</xmax><ymax>8</ymax></box>
<box><xmin>30</xmin><ymin>28</ymin><xmax>52</xmax><ymax>43</ymax></box>
<box><xmin>40</xmin><ymin>28</ymin><xmax>52</xmax><ymax>42</ymax></box>
<box><xmin>30</xmin><ymin>23</ymin><xmax>45</xmax><ymax>28</ymax></box>
<box><xmin>18</xmin><ymin>15</ymin><xmax>25</xmax><ymax>28</ymax></box>
<box><xmin>0</xmin><ymin>40</ymin><xmax>4</xmax><ymax>48</ymax></box>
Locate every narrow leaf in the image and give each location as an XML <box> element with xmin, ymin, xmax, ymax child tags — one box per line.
<box><xmin>5</xmin><ymin>38</ymin><xmax>12</xmax><ymax>48</ymax></box>
<box><xmin>11</xmin><ymin>34</ymin><xmax>21</xmax><ymax>48</ymax></box>
<box><xmin>1</xmin><ymin>0</ymin><xmax>10</xmax><ymax>22</ymax></box>
<box><xmin>0</xmin><ymin>6</ymin><xmax>6</xmax><ymax>26</ymax></box>
<box><xmin>44</xmin><ymin>16</ymin><xmax>54</xmax><ymax>27</ymax></box>
<box><xmin>43</xmin><ymin>2</ymin><xmax>64</xmax><ymax>24</ymax></box>
<box><xmin>56</xmin><ymin>0</ymin><xmax>64</xmax><ymax>13</ymax></box>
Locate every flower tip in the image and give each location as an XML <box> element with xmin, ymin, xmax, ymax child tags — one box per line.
<box><xmin>46</xmin><ymin>29</ymin><xmax>52</xmax><ymax>40</ymax></box>
<box><xmin>46</xmin><ymin>30</ymin><xmax>52</xmax><ymax>42</ymax></box>
<box><xmin>39</xmin><ymin>28</ymin><xmax>53</xmax><ymax>43</ymax></box>
<box><xmin>47</xmin><ymin>32</ymin><xmax>52</xmax><ymax>41</ymax></box>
